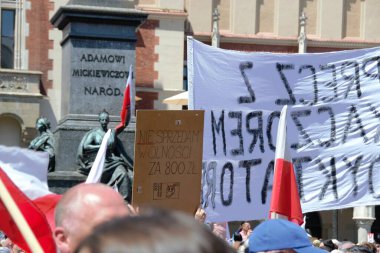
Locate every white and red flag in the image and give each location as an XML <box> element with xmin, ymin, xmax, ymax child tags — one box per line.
<box><xmin>0</xmin><ymin>145</ymin><xmax>59</xmax><ymax>252</ymax></box>
<box><xmin>0</xmin><ymin>145</ymin><xmax>61</xmax><ymax>229</ymax></box>
<box><xmin>85</xmin><ymin>129</ymin><xmax>112</xmax><ymax>184</ymax></box>
<box><xmin>116</xmin><ymin>65</ymin><xmax>133</xmax><ymax>133</ymax></box>
<box><xmin>269</xmin><ymin>106</ymin><xmax>303</xmax><ymax>225</ymax></box>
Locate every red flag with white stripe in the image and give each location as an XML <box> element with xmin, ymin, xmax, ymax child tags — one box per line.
<box><xmin>0</xmin><ymin>165</ymin><xmax>57</xmax><ymax>253</ymax></box>
<box><xmin>0</xmin><ymin>146</ymin><xmax>60</xmax><ymax>252</ymax></box>
<box><xmin>269</xmin><ymin>105</ymin><xmax>303</xmax><ymax>225</ymax></box>
<box><xmin>116</xmin><ymin>65</ymin><xmax>133</xmax><ymax>133</ymax></box>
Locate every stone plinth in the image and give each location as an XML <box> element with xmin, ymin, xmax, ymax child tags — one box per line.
<box><xmin>49</xmin><ymin>2</ymin><xmax>147</xmax><ymax>193</ymax></box>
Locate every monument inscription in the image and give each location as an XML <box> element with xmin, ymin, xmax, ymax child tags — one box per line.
<box><xmin>67</xmin><ymin>40</ymin><xmax>134</xmax><ymax>116</ymax></box>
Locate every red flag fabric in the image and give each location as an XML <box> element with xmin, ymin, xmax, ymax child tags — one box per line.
<box><xmin>0</xmin><ymin>146</ymin><xmax>61</xmax><ymax>231</ymax></box>
<box><xmin>32</xmin><ymin>193</ymin><xmax>62</xmax><ymax>231</ymax></box>
<box><xmin>116</xmin><ymin>65</ymin><xmax>132</xmax><ymax>133</ymax></box>
<box><xmin>269</xmin><ymin>105</ymin><xmax>303</xmax><ymax>225</ymax></box>
<box><xmin>0</xmin><ymin>167</ymin><xmax>57</xmax><ymax>253</ymax></box>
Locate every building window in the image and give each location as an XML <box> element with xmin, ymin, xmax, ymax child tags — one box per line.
<box><xmin>1</xmin><ymin>9</ymin><xmax>15</xmax><ymax>69</ymax></box>
<box><xmin>0</xmin><ymin>115</ymin><xmax>21</xmax><ymax>147</ymax></box>
<box><xmin>0</xmin><ymin>0</ymin><xmax>23</xmax><ymax>69</ymax></box>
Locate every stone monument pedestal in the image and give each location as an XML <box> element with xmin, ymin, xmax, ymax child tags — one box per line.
<box><xmin>49</xmin><ymin>2</ymin><xmax>147</xmax><ymax>193</ymax></box>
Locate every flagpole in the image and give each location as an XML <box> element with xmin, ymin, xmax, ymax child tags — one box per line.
<box><xmin>270</xmin><ymin>212</ymin><xmax>288</xmax><ymax>220</ymax></box>
<box><xmin>129</xmin><ymin>65</ymin><xmax>135</xmax><ymax>118</ymax></box>
<box><xmin>0</xmin><ymin>177</ymin><xmax>44</xmax><ymax>253</ymax></box>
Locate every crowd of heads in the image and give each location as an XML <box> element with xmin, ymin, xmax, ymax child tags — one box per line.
<box><xmin>311</xmin><ymin>238</ymin><xmax>380</xmax><ymax>253</ymax></box>
<box><xmin>0</xmin><ymin>237</ymin><xmax>24</xmax><ymax>253</ymax></box>
<box><xmin>74</xmin><ymin>208</ymin><xmax>234</xmax><ymax>253</ymax></box>
<box><xmin>53</xmin><ymin>183</ymin><xmax>131</xmax><ymax>253</ymax></box>
<box><xmin>2</xmin><ymin>182</ymin><xmax>380</xmax><ymax>253</ymax></box>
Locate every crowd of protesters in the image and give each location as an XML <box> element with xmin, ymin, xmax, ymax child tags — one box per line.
<box><xmin>2</xmin><ymin>183</ymin><xmax>380</xmax><ymax>253</ymax></box>
<box><xmin>0</xmin><ymin>237</ymin><xmax>24</xmax><ymax>253</ymax></box>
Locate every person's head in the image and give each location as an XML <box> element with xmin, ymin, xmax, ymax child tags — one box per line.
<box><xmin>36</xmin><ymin>117</ymin><xmax>50</xmax><ymax>132</ymax></box>
<box><xmin>11</xmin><ymin>244</ymin><xmax>24</xmax><ymax>253</ymax></box>
<box><xmin>320</xmin><ymin>239</ymin><xmax>337</xmax><ymax>252</ymax></box>
<box><xmin>312</xmin><ymin>240</ymin><xmax>321</xmax><ymax>248</ymax></box>
<box><xmin>3</xmin><ymin>239</ymin><xmax>12</xmax><ymax>249</ymax></box>
<box><xmin>248</xmin><ymin>219</ymin><xmax>326</xmax><ymax>253</ymax></box>
<box><xmin>74</xmin><ymin>207</ymin><xmax>235</xmax><ymax>253</ymax></box>
<box><xmin>241</xmin><ymin>221</ymin><xmax>251</xmax><ymax>232</ymax></box>
<box><xmin>54</xmin><ymin>183</ymin><xmax>130</xmax><ymax>253</ymax></box>
<box><xmin>338</xmin><ymin>241</ymin><xmax>355</xmax><ymax>252</ymax></box>
<box><xmin>98</xmin><ymin>110</ymin><xmax>109</xmax><ymax>130</ymax></box>
<box><xmin>346</xmin><ymin>245</ymin><xmax>374</xmax><ymax>253</ymax></box>
<box><xmin>359</xmin><ymin>243</ymin><xmax>377</xmax><ymax>253</ymax></box>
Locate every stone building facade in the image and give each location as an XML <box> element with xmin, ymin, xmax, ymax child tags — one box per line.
<box><xmin>1</xmin><ymin>0</ymin><xmax>380</xmax><ymax>242</ymax></box>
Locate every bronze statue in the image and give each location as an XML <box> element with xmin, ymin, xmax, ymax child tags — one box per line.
<box><xmin>77</xmin><ymin>110</ymin><xmax>133</xmax><ymax>202</ymax></box>
<box><xmin>28</xmin><ymin>117</ymin><xmax>55</xmax><ymax>172</ymax></box>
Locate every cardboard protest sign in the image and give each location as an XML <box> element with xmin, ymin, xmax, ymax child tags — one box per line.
<box><xmin>188</xmin><ymin>37</ymin><xmax>380</xmax><ymax>222</ymax></box>
<box><xmin>132</xmin><ymin>110</ymin><xmax>204</xmax><ymax>215</ymax></box>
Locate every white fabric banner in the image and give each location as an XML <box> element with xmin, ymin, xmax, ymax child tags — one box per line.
<box><xmin>188</xmin><ymin>37</ymin><xmax>380</xmax><ymax>222</ymax></box>
<box><xmin>0</xmin><ymin>145</ymin><xmax>51</xmax><ymax>199</ymax></box>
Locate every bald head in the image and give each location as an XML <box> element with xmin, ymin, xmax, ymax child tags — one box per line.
<box><xmin>54</xmin><ymin>183</ymin><xmax>129</xmax><ymax>253</ymax></box>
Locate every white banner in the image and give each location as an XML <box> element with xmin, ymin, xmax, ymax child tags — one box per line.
<box><xmin>188</xmin><ymin>37</ymin><xmax>380</xmax><ymax>222</ymax></box>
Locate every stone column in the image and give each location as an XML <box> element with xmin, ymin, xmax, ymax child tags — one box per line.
<box><xmin>298</xmin><ymin>12</ymin><xmax>307</xmax><ymax>54</ymax></box>
<box><xmin>211</xmin><ymin>8</ymin><xmax>220</xmax><ymax>48</ymax></box>
<box><xmin>353</xmin><ymin>206</ymin><xmax>375</xmax><ymax>243</ymax></box>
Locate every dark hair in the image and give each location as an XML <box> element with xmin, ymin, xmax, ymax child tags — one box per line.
<box><xmin>74</xmin><ymin>208</ymin><xmax>234</xmax><ymax>253</ymax></box>
<box><xmin>346</xmin><ymin>245</ymin><xmax>374</xmax><ymax>253</ymax></box>
<box><xmin>241</xmin><ymin>221</ymin><xmax>249</xmax><ymax>226</ymax></box>
<box><xmin>358</xmin><ymin>243</ymin><xmax>377</xmax><ymax>253</ymax></box>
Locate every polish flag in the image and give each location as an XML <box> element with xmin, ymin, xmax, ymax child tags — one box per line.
<box><xmin>116</xmin><ymin>65</ymin><xmax>133</xmax><ymax>133</ymax></box>
<box><xmin>0</xmin><ymin>145</ymin><xmax>61</xmax><ymax>229</ymax></box>
<box><xmin>269</xmin><ymin>106</ymin><xmax>304</xmax><ymax>225</ymax></box>
<box><xmin>0</xmin><ymin>145</ymin><xmax>59</xmax><ymax>252</ymax></box>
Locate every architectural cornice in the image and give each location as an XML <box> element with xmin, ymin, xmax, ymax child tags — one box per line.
<box><xmin>0</xmin><ymin>69</ymin><xmax>42</xmax><ymax>75</ymax></box>
<box><xmin>137</xmin><ymin>7</ymin><xmax>187</xmax><ymax>21</ymax></box>
<box><xmin>191</xmin><ymin>32</ymin><xmax>380</xmax><ymax>49</ymax></box>
<box><xmin>51</xmin><ymin>4</ymin><xmax>148</xmax><ymax>30</ymax></box>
